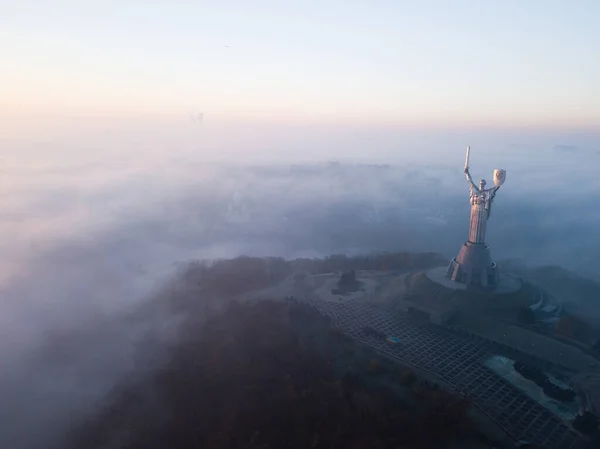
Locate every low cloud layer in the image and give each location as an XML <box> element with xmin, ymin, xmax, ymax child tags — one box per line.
<box><xmin>1</xmin><ymin>135</ymin><xmax>600</xmax><ymax>448</ymax></box>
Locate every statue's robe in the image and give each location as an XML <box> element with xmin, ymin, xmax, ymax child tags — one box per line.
<box><xmin>467</xmin><ymin>179</ymin><xmax>499</xmax><ymax>244</ymax></box>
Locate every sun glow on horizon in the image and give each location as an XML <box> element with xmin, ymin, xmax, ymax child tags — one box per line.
<box><xmin>2</xmin><ymin>1</ymin><xmax>600</xmax><ymax>134</ymax></box>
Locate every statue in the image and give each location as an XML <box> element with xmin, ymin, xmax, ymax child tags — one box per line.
<box><xmin>445</xmin><ymin>146</ymin><xmax>506</xmax><ymax>288</ymax></box>
<box><xmin>463</xmin><ymin>147</ymin><xmax>505</xmax><ymax>244</ymax></box>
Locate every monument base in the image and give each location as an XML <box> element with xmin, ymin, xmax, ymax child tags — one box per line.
<box><xmin>445</xmin><ymin>241</ymin><xmax>499</xmax><ymax>289</ymax></box>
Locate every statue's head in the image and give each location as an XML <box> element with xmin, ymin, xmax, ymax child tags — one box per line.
<box><xmin>479</xmin><ymin>179</ymin><xmax>487</xmax><ymax>190</ymax></box>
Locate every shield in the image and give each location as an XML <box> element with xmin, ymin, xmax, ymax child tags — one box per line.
<box><xmin>493</xmin><ymin>169</ymin><xmax>506</xmax><ymax>187</ymax></box>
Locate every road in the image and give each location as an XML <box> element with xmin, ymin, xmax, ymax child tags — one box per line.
<box><xmin>292</xmin><ymin>295</ymin><xmax>587</xmax><ymax>449</ymax></box>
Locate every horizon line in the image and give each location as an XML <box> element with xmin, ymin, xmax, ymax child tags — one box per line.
<box><xmin>1</xmin><ymin>107</ymin><xmax>600</xmax><ymax>134</ymax></box>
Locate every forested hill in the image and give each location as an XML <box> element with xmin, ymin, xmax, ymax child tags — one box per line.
<box><xmin>66</xmin><ymin>299</ymin><xmax>487</xmax><ymax>449</ymax></box>
<box><xmin>177</xmin><ymin>251</ymin><xmax>447</xmax><ymax>299</ymax></box>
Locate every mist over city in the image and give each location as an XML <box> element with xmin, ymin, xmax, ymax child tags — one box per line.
<box><xmin>3</xmin><ymin>1</ymin><xmax>600</xmax><ymax>449</ymax></box>
<box><xmin>1</xmin><ymin>131</ymin><xmax>599</xmax><ymax>448</ymax></box>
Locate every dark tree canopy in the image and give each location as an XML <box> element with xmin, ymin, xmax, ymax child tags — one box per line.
<box><xmin>67</xmin><ymin>300</ymin><xmax>478</xmax><ymax>449</ymax></box>
<box><xmin>517</xmin><ymin>306</ymin><xmax>535</xmax><ymax>325</ymax></box>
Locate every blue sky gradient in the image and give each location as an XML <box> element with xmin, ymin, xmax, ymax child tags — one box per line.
<box><xmin>3</xmin><ymin>0</ymin><xmax>600</xmax><ymax>128</ymax></box>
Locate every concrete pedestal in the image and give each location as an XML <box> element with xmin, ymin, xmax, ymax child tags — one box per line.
<box><xmin>445</xmin><ymin>241</ymin><xmax>499</xmax><ymax>289</ymax></box>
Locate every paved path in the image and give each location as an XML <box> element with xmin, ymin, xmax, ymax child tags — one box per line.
<box><xmin>291</xmin><ymin>295</ymin><xmax>587</xmax><ymax>449</ymax></box>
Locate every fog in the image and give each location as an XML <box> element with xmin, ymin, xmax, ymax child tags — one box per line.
<box><xmin>1</xmin><ymin>120</ymin><xmax>600</xmax><ymax>448</ymax></box>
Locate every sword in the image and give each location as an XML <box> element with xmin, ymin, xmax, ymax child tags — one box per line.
<box><xmin>464</xmin><ymin>145</ymin><xmax>470</xmax><ymax>170</ymax></box>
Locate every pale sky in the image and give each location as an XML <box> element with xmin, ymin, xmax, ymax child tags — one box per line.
<box><xmin>2</xmin><ymin>0</ymin><xmax>600</xmax><ymax>128</ymax></box>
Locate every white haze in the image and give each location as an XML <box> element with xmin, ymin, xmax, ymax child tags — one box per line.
<box><xmin>0</xmin><ymin>118</ymin><xmax>599</xmax><ymax>449</ymax></box>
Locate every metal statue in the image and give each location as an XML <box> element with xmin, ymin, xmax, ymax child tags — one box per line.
<box><xmin>445</xmin><ymin>146</ymin><xmax>507</xmax><ymax>288</ymax></box>
<box><xmin>463</xmin><ymin>146</ymin><xmax>506</xmax><ymax>244</ymax></box>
